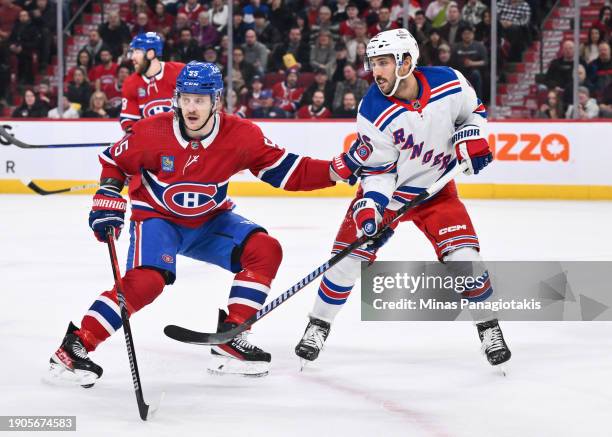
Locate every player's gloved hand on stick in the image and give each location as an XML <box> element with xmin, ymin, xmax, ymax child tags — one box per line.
<box><xmin>452</xmin><ymin>125</ymin><xmax>493</xmax><ymax>175</ymax></box>
<box><xmin>353</xmin><ymin>197</ymin><xmax>385</xmax><ymax>237</ymax></box>
<box><xmin>89</xmin><ymin>187</ymin><xmax>127</xmax><ymax>242</ymax></box>
<box><xmin>330</xmin><ymin>138</ymin><xmax>373</xmax><ymax>185</ymax></box>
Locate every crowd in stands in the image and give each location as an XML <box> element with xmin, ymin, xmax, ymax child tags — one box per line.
<box><xmin>538</xmin><ymin>6</ymin><xmax>612</xmax><ymax>119</ymax></box>
<box><xmin>1</xmin><ymin>0</ymin><xmax>610</xmax><ymax>120</ymax></box>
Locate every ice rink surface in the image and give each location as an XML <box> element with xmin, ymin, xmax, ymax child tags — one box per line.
<box><xmin>1</xmin><ymin>195</ymin><xmax>612</xmax><ymax>437</ymax></box>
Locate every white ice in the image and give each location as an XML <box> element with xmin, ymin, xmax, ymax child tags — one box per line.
<box><xmin>1</xmin><ymin>195</ymin><xmax>612</xmax><ymax>437</ymax></box>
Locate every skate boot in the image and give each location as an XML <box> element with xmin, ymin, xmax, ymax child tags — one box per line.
<box><xmin>476</xmin><ymin>318</ymin><xmax>512</xmax><ymax>366</ymax></box>
<box><xmin>295</xmin><ymin>316</ymin><xmax>331</xmax><ymax>367</ymax></box>
<box><xmin>208</xmin><ymin>310</ymin><xmax>271</xmax><ymax>377</ymax></box>
<box><xmin>48</xmin><ymin>322</ymin><xmax>103</xmax><ymax>388</ymax></box>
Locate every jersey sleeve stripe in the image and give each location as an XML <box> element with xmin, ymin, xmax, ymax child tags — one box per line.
<box><xmin>257</xmin><ymin>149</ymin><xmax>289</xmax><ymax>179</ymax></box>
<box><xmin>258</xmin><ymin>153</ymin><xmax>300</xmax><ymax>188</ymax></box>
<box><xmin>99</xmin><ymin>149</ymin><xmax>118</xmax><ymax>166</ymax></box>
<box><xmin>119</xmin><ymin>113</ymin><xmax>141</xmax><ymax>120</ymax></box>
<box><xmin>361</xmin><ymin>162</ymin><xmax>397</xmax><ymax>176</ymax></box>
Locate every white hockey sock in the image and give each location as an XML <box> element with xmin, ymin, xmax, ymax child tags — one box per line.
<box><xmin>311</xmin><ymin>255</ymin><xmax>361</xmax><ymax>323</ymax></box>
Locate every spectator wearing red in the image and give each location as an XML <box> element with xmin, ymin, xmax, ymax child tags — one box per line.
<box><xmin>389</xmin><ymin>0</ymin><xmax>422</xmax><ymax>24</ymax></box>
<box><xmin>368</xmin><ymin>6</ymin><xmax>398</xmax><ymax>37</ymax></box>
<box><xmin>297</xmin><ymin>90</ymin><xmax>331</xmax><ymax>119</ymax></box>
<box><xmin>0</xmin><ymin>0</ymin><xmax>22</xmax><ymax>42</ymax></box>
<box><xmin>272</xmin><ymin>68</ymin><xmax>304</xmax><ymax>114</ymax></box>
<box><xmin>592</xmin><ymin>6</ymin><xmax>611</xmax><ymax>41</ymax></box>
<box><xmin>339</xmin><ymin>3</ymin><xmax>360</xmax><ymax>40</ymax></box>
<box><xmin>102</xmin><ymin>64</ymin><xmax>131</xmax><ymax>117</ymax></box>
<box><xmin>179</xmin><ymin>0</ymin><xmax>207</xmax><ymax>25</ymax></box>
<box><xmin>151</xmin><ymin>2</ymin><xmax>174</xmax><ymax>37</ymax></box>
<box><xmin>90</xmin><ymin>48</ymin><xmax>118</xmax><ymax>92</ymax></box>
<box><xmin>98</xmin><ymin>11</ymin><xmax>131</xmax><ymax>60</ymax></box>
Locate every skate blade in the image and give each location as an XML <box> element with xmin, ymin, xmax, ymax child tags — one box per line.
<box><xmin>207</xmin><ymin>355</ymin><xmax>270</xmax><ymax>378</ymax></box>
<box><xmin>298</xmin><ymin>358</ymin><xmax>309</xmax><ymax>372</ymax></box>
<box><xmin>497</xmin><ymin>363</ymin><xmax>509</xmax><ymax>377</ymax></box>
<box><xmin>46</xmin><ymin>362</ymin><xmax>99</xmax><ymax>388</ymax></box>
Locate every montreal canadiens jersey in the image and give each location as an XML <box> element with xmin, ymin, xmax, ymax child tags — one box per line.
<box><xmin>356</xmin><ymin>66</ymin><xmax>488</xmax><ymax>210</ymax></box>
<box><xmin>99</xmin><ymin>112</ymin><xmax>334</xmax><ymax>227</ymax></box>
<box><xmin>119</xmin><ymin>61</ymin><xmax>185</xmax><ymax>131</ymax></box>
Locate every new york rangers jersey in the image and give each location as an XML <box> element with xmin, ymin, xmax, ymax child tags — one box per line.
<box><xmin>99</xmin><ymin>112</ymin><xmax>335</xmax><ymax>227</ymax></box>
<box><xmin>357</xmin><ymin>66</ymin><xmax>488</xmax><ymax>210</ymax></box>
<box><xmin>119</xmin><ymin>61</ymin><xmax>185</xmax><ymax>131</ymax></box>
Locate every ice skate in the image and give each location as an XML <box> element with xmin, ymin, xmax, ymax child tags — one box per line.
<box><xmin>295</xmin><ymin>316</ymin><xmax>331</xmax><ymax>370</ymax></box>
<box><xmin>48</xmin><ymin>322</ymin><xmax>103</xmax><ymax>388</ymax></box>
<box><xmin>207</xmin><ymin>310</ymin><xmax>271</xmax><ymax>377</ymax></box>
<box><xmin>476</xmin><ymin>318</ymin><xmax>511</xmax><ymax>375</ymax></box>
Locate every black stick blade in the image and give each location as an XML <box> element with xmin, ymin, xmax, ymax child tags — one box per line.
<box><xmin>164</xmin><ymin>324</ymin><xmax>242</xmax><ymax>345</ymax></box>
<box><xmin>27</xmin><ymin>181</ymin><xmax>69</xmax><ymax>195</ymax></box>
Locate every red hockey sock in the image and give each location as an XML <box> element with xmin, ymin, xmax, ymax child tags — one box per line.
<box><xmin>78</xmin><ymin>268</ymin><xmax>165</xmax><ymax>351</ymax></box>
<box><xmin>226</xmin><ymin>232</ymin><xmax>283</xmax><ymax>325</ymax></box>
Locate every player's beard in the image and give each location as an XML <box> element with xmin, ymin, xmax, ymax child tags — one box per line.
<box><xmin>376</xmin><ymin>77</ymin><xmax>395</xmax><ymax>95</ymax></box>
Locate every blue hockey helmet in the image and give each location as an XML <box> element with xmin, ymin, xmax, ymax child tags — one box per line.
<box><xmin>129</xmin><ymin>32</ymin><xmax>163</xmax><ymax>57</ymax></box>
<box><xmin>175</xmin><ymin>61</ymin><xmax>224</xmax><ymax>101</ymax></box>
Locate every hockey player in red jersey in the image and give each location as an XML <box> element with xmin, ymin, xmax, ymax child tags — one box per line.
<box><xmin>120</xmin><ymin>32</ymin><xmax>185</xmax><ymax>132</ymax></box>
<box><xmin>48</xmin><ymin>61</ymin><xmax>368</xmax><ymax>385</ymax></box>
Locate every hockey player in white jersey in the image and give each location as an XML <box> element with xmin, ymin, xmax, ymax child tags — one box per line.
<box><xmin>295</xmin><ymin>28</ymin><xmax>511</xmax><ymax>369</ymax></box>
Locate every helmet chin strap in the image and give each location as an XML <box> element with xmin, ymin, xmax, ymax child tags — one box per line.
<box><xmin>380</xmin><ymin>60</ymin><xmax>415</xmax><ymax>98</ymax></box>
<box><xmin>183</xmin><ymin>96</ymin><xmax>218</xmax><ymax>136</ymax></box>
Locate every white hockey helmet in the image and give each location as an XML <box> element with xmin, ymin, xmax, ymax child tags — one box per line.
<box><xmin>365</xmin><ymin>28</ymin><xmax>420</xmax><ymax>97</ymax></box>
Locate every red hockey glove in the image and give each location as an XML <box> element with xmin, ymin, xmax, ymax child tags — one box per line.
<box><xmin>331</xmin><ymin>138</ymin><xmax>373</xmax><ymax>185</ymax></box>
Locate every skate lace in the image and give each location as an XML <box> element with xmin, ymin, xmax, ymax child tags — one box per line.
<box><xmin>302</xmin><ymin>324</ymin><xmax>326</xmax><ymax>350</ymax></box>
<box><xmin>481</xmin><ymin>327</ymin><xmax>505</xmax><ymax>354</ymax></box>
<box><xmin>234</xmin><ymin>332</ymin><xmax>257</xmax><ymax>351</ymax></box>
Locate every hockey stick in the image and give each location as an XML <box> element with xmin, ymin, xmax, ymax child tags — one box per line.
<box><xmin>105</xmin><ymin>227</ymin><xmax>157</xmax><ymax>421</ymax></box>
<box><xmin>0</xmin><ymin>125</ymin><xmax>111</xmax><ymax>149</ymax></box>
<box><xmin>164</xmin><ymin>161</ymin><xmax>469</xmax><ymax>346</ymax></box>
<box><xmin>26</xmin><ymin>181</ymin><xmax>99</xmax><ymax>195</ymax></box>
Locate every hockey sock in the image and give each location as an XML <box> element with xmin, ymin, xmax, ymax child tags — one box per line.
<box><xmin>311</xmin><ymin>255</ymin><xmax>360</xmax><ymax>323</ymax></box>
<box><xmin>78</xmin><ymin>268</ymin><xmax>165</xmax><ymax>351</ymax></box>
<box><xmin>226</xmin><ymin>232</ymin><xmax>282</xmax><ymax>325</ymax></box>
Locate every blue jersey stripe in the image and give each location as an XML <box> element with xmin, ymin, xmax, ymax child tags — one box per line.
<box><xmin>379</xmin><ymin>108</ymin><xmax>406</xmax><ymax>131</ymax></box>
<box><xmin>229</xmin><ymin>286</ymin><xmax>268</xmax><ymax>304</ymax></box>
<box><xmin>89</xmin><ymin>300</ymin><xmax>122</xmax><ymax>330</ymax></box>
<box><xmin>429</xmin><ymin>87</ymin><xmax>462</xmax><ymax>103</ymax></box>
<box><xmin>259</xmin><ymin>153</ymin><xmax>299</xmax><ymax>188</ymax></box>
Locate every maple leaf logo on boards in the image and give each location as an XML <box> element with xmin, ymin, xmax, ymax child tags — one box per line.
<box><xmin>544</xmin><ymin>138</ymin><xmax>565</xmax><ymax>158</ymax></box>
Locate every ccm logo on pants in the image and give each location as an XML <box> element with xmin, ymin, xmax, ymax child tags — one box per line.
<box><xmin>439</xmin><ymin>225</ymin><xmax>467</xmax><ymax>235</ymax></box>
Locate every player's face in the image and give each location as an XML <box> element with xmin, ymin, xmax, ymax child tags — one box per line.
<box><xmin>179</xmin><ymin>93</ymin><xmax>214</xmax><ymax>131</ymax></box>
<box><xmin>370</xmin><ymin>55</ymin><xmax>398</xmax><ymax>95</ymax></box>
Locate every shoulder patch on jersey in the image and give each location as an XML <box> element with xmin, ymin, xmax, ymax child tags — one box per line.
<box><xmin>358</xmin><ymin>84</ymin><xmax>395</xmax><ymax>125</ymax></box>
<box><xmin>416</xmin><ymin>66</ymin><xmax>459</xmax><ymax>90</ymax></box>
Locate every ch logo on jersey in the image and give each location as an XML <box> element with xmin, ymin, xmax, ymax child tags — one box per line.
<box><xmin>162</xmin><ymin>183</ymin><xmax>219</xmax><ymax>217</ymax></box>
<box><xmin>142</xmin><ymin>98</ymin><xmax>173</xmax><ymax>117</ymax></box>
